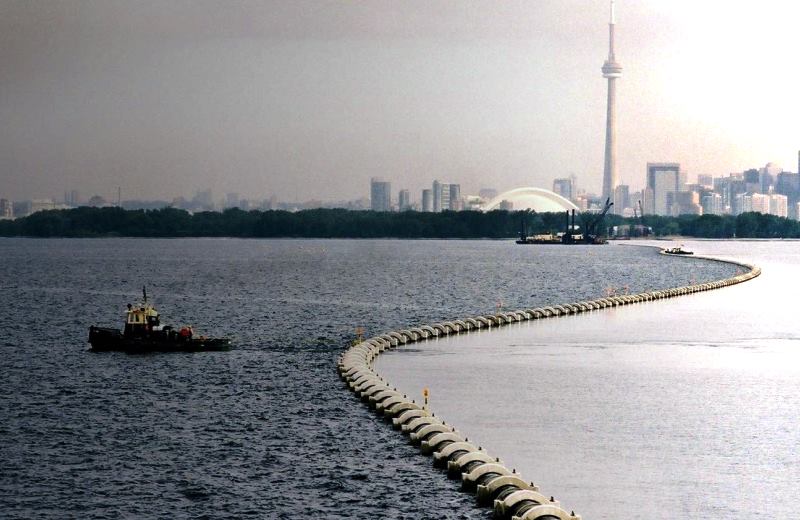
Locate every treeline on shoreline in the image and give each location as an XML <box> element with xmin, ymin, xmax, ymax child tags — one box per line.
<box><xmin>1</xmin><ymin>206</ymin><xmax>799</xmax><ymax>239</ymax></box>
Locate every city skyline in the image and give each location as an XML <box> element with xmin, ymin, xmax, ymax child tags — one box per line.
<box><xmin>6</xmin><ymin>154</ymin><xmax>797</xmax><ymax>217</ymax></box>
<box><xmin>1</xmin><ymin>1</ymin><xmax>799</xmax><ymax>201</ymax></box>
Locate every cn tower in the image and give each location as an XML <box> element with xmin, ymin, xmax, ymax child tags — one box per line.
<box><xmin>601</xmin><ymin>0</ymin><xmax>622</xmax><ymax>203</ymax></box>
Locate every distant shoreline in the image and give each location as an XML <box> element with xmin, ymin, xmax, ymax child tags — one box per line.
<box><xmin>1</xmin><ymin>206</ymin><xmax>798</xmax><ymax>239</ymax></box>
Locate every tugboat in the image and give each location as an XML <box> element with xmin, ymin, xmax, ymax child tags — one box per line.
<box><xmin>88</xmin><ymin>287</ymin><xmax>231</xmax><ymax>352</ymax></box>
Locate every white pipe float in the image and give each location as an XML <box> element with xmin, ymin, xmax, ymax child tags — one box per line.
<box><xmin>410</xmin><ymin>423</ymin><xmax>454</xmax><ymax>445</ymax></box>
<box><xmin>432</xmin><ymin>440</ymin><xmax>480</xmax><ymax>467</ymax></box>
<box><xmin>420</xmin><ymin>431</ymin><xmax>465</xmax><ymax>455</ymax></box>
<box><xmin>392</xmin><ymin>408</ymin><xmax>429</xmax><ymax>427</ymax></box>
<box><xmin>447</xmin><ymin>450</ymin><xmax>496</xmax><ymax>477</ymax></box>
<box><xmin>496</xmin><ymin>489</ymin><xmax>562</xmax><ymax>519</ymax></box>
<box><xmin>462</xmin><ymin>462</ymin><xmax>513</xmax><ymax>491</ymax></box>
<box><xmin>402</xmin><ymin>415</ymin><xmax>442</xmax><ymax>434</ymax></box>
<box><xmin>477</xmin><ymin>475</ymin><xmax>539</xmax><ymax>505</ymax></box>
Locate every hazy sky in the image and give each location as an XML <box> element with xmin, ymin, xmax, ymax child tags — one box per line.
<box><xmin>1</xmin><ymin>0</ymin><xmax>798</xmax><ymax>202</ymax></box>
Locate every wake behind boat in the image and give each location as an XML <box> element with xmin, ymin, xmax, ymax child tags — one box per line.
<box><xmin>88</xmin><ymin>287</ymin><xmax>231</xmax><ymax>353</ymax></box>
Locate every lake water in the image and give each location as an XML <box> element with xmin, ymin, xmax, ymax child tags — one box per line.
<box><xmin>0</xmin><ymin>238</ymin><xmax>746</xmax><ymax>518</ymax></box>
<box><xmin>377</xmin><ymin>240</ymin><xmax>800</xmax><ymax>520</ymax></box>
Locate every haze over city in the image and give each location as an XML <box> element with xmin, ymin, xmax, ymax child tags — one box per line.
<box><xmin>1</xmin><ymin>0</ymin><xmax>798</xmax><ymax>202</ymax></box>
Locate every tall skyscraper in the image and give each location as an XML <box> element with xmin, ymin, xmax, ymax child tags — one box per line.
<box><xmin>601</xmin><ymin>0</ymin><xmax>622</xmax><ymax>202</ymax></box>
<box><xmin>775</xmin><ymin>171</ymin><xmax>800</xmax><ymax>218</ymax></box>
<box><xmin>432</xmin><ymin>180</ymin><xmax>442</xmax><ymax>212</ymax></box>
<box><xmin>440</xmin><ymin>183</ymin><xmax>451</xmax><ymax>211</ymax></box>
<box><xmin>669</xmin><ymin>191</ymin><xmax>702</xmax><ymax>216</ymax></box>
<box><xmin>370</xmin><ymin>177</ymin><xmax>391</xmax><ymax>212</ymax></box>
<box><xmin>769</xmin><ymin>193</ymin><xmax>788</xmax><ymax>218</ymax></box>
<box><xmin>613</xmin><ymin>184</ymin><xmax>630</xmax><ymax>214</ymax></box>
<box><xmin>398</xmin><ymin>189</ymin><xmax>411</xmax><ymax>211</ymax></box>
<box><xmin>448</xmin><ymin>184</ymin><xmax>461</xmax><ymax>210</ymax></box>
<box><xmin>701</xmin><ymin>193</ymin><xmax>723</xmax><ymax>216</ymax></box>
<box><xmin>0</xmin><ymin>198</ymin><xmax>12</xmax><ymax>219</ymax></box>
<box><xmin>421</xmin><ymin>189</ymin><xmax>433</xmax><ymax>212</ymax></box>
<box><xmin>714</xmin><ymin>175</ymin><xmax>746</xmax><ymax>214</ymax></box>
<box><xmin>647</xmin><ymin>163</ymin><xmax>683</xmax><ymax>216</ymax></box>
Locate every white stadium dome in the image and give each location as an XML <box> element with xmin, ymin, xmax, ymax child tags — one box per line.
<box><xmin>482</xmin><ymin>187</ymin><xmax>579</xmax><ymax>212</ymax></box>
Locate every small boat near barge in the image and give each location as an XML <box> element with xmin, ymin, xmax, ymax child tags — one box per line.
<box><xmin>663</xmin><ymin>246</ymin><xmax>693</xmax><ymax>255</ymax></box>
<box><xmin>89</xmin><ymin>288</ymin><xmax>230</xmax><ymax>353</ymax></box>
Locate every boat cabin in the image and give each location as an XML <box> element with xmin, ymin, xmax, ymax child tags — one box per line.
<box><xmin>124</xmin><ymin>303</ymin><xmax>160</xmax><ymax>337</ymax></box>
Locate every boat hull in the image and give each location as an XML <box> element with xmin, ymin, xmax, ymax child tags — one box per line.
<box><xmin>88</xmin><ymin>326</ymin><xmax>231</xmax><ymax>353</ymax></box>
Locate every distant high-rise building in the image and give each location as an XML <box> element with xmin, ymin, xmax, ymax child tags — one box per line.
<box><xmin>28</xmin><ymin>199</ymin><xmax>57</xmax><ymax>215</ymax></box>
<box><xmin>498</xmin><ymin>200</ymin><xmax>514</xmax><ymax>211</ymax></box>
<box><xmin>553</xmin><ymin>178</ymin><xmax>573</xmax><ymax>201</ymax></box>
<box><xmin>575</xmin><ymin>195</ymin><xmax>590</xmax><ymax>212</ymax></box>
<box><xmin>628</xmin><ymin>190</ymin><xmax>644</xmax><ymax>216</ymax></box>
<box><xmin>370</xmin><ymin>178</ymin><xmax>391</xmax><ymax>212</ymax></box>
<box><xmin>613</xmin><ymin>184</ymin><xmax>629</xmax><ymax>215</ymax></box>
<box><xmin>463</xmin><ymin>195</ymin><xmax>484</xmax><ymax>211</ymax></box>
<box><xmin>750</xmin><ymin>193</ymin><xmax>769</xmax><ymax>214</ymax></box>
<box><xmin>776</xmin><ymin>172</ymin><xmax>800</xmax><ymax>196</ymax></box>
<box><xmin>0</xmin><ymin>198</ymin><xmax>12</xmax><ymax>219</ymax></box>
<box><xmin>432</xmin><ymin>180</ymin><xmax>442</xmax><ymax>212</ymax></box>
<box><xmin>646</xmin><ymin>163</ymin><xmax>683</xmax><ymax>216</ymax></box>
<box><xmin>64</xmin><ymin>190</ymin><xmax>81</xmax><ymax>206</ymax></box>
<box><xmin>448</xmin><ymin>184</ymin><xmax>461</xmax><ymax>211</ymax></box>
<box><xmin>398</xmin><ymin>189</ymin><xmax>411</xmax><ymax>211</ymax></box>
<box><xmin>769</xmin><ymin>193</ymin><xmax>788</xmax><ymax>218</ymax></box>
<box><xmin>439</xmin><ymin>183</ymin><xmax>451</xmax><ymax>211</ymax></box>
<box><xmin>734</xmin><ymin>192</ymin><xmax>772</xmax><ymax>216</ymax></box>
<box><xmin>731</xmin><ymin>192</ymin><xmax>746</xmax><ymax>215</ymax></box>
<box><xmin>13</xmin><ymin>201</ymin><xmax>31</xmax><ymax>218</ymax></box>
<box><xmin>775</xmin><ymin>172</ymin><xmax>800</xmax><ymax>219</ymax></box>
<box><xmin>421</xmin><ymin>189</ymin><xmax>433</xmax><ymax>212</ymax></box>
<box><xmin>714</xmin><ymin>175</ymin><xmax>746</xmax><ymax>214</ymax></box>
<box><xmin>741</xmin><ymin>168</ymin><xmax>761</xmax><ymax>193</ymax></box>
<box><xmin>759</xmin><ymin>163</ymin><xmax>781</xmax><ymax>193</ymax></box>
<box><xmin>669</xmin><ymin>191</ymin><xmax>702</xmax><ymax>216</ymax></box>
<box><xmin>701</xmin><ymin>193</ymin><xmax>723</xmax><ymax>216</ymax></box>
<box><xmin>642</xmin><ymin>187</ymin><xmax>654</xmax><ymax>215</ymax></box>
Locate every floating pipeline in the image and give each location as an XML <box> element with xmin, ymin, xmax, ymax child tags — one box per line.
<box><xmin>337</xmin><ymin>251</ymin><xmax>761</xmax><ymax>520</ymax></box>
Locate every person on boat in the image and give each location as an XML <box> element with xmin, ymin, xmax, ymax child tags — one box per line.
<box><xmin>179</xmin><ymin>326</ymin><xmax>193</xmax><ymax>341</ymax></box>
